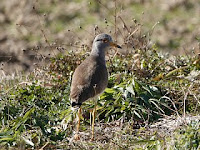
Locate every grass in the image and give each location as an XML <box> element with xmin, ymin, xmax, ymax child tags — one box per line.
<box><xmin>0</xmin><ymin>44</ymin><xmax>199</xmax><ymax>149</ymax></box>
<box><xmin>0</xmin><ymin>0</ymin><xmax>200</xmax><ymax>149</ymax></box>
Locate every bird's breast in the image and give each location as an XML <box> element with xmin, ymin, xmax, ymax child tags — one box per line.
<box><xmin>70</xmin><ymin>56</ymin><xmax>108</xmax><ymax>104</ymax></box>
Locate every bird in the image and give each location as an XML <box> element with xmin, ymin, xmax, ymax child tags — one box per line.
<box><xmin>70</xmin><ymin>33</ymin><xmax>121</xmax><ymax>140</ymax></box>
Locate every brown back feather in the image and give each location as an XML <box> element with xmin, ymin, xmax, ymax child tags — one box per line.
<box><xmin>70</xmin><ymin>55</ymin><xmax>108</xmax><ymax>105</ymax></box>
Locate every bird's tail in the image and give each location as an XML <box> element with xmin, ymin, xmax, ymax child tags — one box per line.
<box><xmin>71</xmin><ymin>101</ymin><xmax>82</xmax><ymax>111</ymax></box>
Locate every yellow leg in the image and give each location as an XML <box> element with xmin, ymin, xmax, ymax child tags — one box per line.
<box><xmin>91</xmin><ymin>103</ymin><xmax>96</xmax><ymax>140</ymax></box>
<box><xmin>74</xmin><ymin>107</ymin><xmax>81</xmax><ymax>140</ymax></box>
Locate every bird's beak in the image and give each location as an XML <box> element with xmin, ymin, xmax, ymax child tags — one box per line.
<box><xmin>109</xmin><ymin>42</ymin><xmax>122</xmax><ymax>49</ymax></box>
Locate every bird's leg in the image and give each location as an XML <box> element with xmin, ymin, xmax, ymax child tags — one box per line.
<box><xmin>91</xmin><ymin>100</ymin><xmax>97</xmax><ymax>140</ymax></box>
<box><xmin>91</xmin><ymin>85</ymin><xmax>97</xmax><ymax>140</ymax></box>
<box><xmin>74</xmin><ymin>107</ymin><xmax>81</xmax><ymax>140</ymax></box>
<box><xmin>77</xmin><ymin>107</ymin><xmax>82</xmax><ymax>133</ymax></box>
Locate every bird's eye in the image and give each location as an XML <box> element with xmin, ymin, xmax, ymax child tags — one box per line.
<box><xmin>96</xmin><ymin>38</ymin><xmax>109</xmax><ymax>42</ymax></box>
<box><xmin>102</xmin><ymin>39</ymin><xmax>108</xmax><ymax>43</ymax></box>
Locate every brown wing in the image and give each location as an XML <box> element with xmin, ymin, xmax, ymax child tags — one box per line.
<box><xmin>70</xmin><ymin>56</ymin><xmax>108</xmax><ymax>106</ymax></box>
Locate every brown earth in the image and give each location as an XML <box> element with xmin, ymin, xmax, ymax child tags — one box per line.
<box><xmin>0</xmin><ymin>0</ymin><xmax>200</xmax><ymax>74</ymax></box>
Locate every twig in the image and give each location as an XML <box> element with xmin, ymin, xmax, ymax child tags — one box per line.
<box><xmin>118</xmin><ymin>16</ymin><xmax>130</xmax><ymax>33</ymax></box>
<box><xmin>114</xmin><ymin>0</ymin><xmax>117</xmax><ymax>40</ymax></box>
<box><xmin>33</xmin><ymin>1</ymin><xmax>56</xmax><ymax>56</ymax></box>
<box><xmin>39</xmin><ymin>141</ymin><xmax>49</xmax><ymax>150</ymax></box>
<box><xmin>165</xmin><ymin>66</ymin><xmax>189</xmax><ymax>78</ymax></box>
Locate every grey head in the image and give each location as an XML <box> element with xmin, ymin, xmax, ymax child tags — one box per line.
<box><xmin>91</xmin><ymin>33</ymin><xmax>121</xmax><ymax>57</ymax></box>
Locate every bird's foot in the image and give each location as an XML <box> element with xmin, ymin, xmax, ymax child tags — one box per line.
<box><xmin>74</xmin><ymin>134</ymin><xmax>80</xmax><ymax>140</ymax></box>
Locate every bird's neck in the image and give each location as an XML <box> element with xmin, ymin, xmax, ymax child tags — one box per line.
<box><xmin>91</xmin><ymin>45</ymin><xmax>106</xmax><ymax>62</ymax></box>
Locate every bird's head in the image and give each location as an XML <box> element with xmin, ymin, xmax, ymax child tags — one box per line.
<box><xmin>92</xmin><ymin>33</ymin><xmax>121</xmax><ymax>55</ymax></box>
